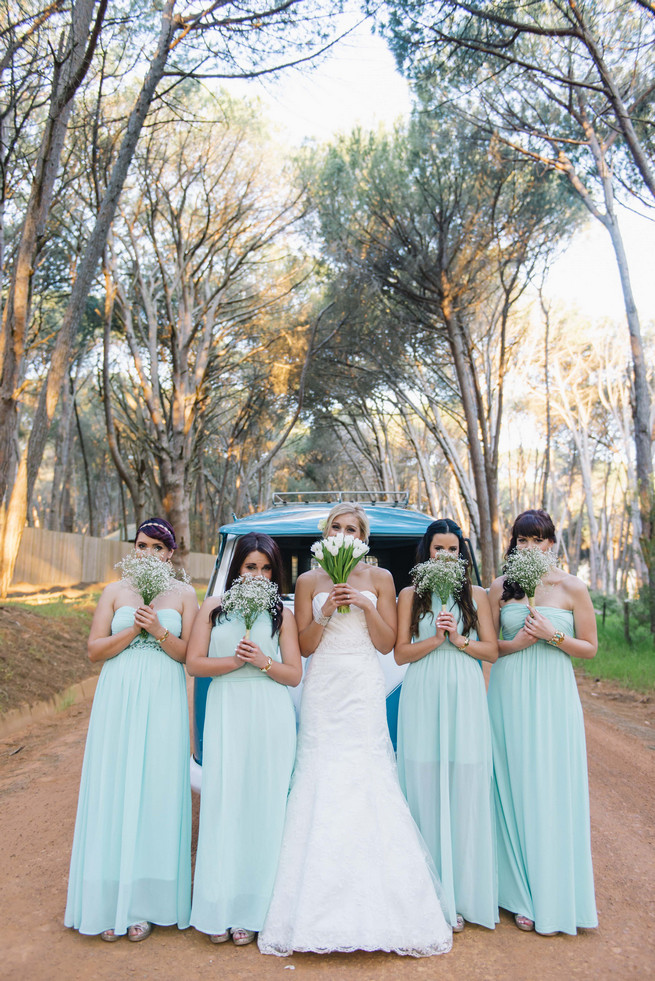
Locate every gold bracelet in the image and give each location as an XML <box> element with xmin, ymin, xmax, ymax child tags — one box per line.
<box><xmin>549</xmin><ymin>631</ymin><xmax>565</xmax><ymax>648</ymax></box>
<box><xmin>158</xmin><ymin>628</ymin><xmax>169</xmax><ymax>645</ymax></box>
<box><xmin>457</xmin><ymin>636</ymin><xmax>470</xmax><ymax>651</ymax></box>
<box><xmin>261</xmin><ymin>656</ymin><xmax>273</xmax><ymax>673</ymax></box>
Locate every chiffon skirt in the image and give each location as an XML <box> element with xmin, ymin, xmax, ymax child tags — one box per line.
<box><xmin>488</xmin><ymin>608</ymin><xmax>597</xmax><ymax>934</ymax></box>
<box><xmin>190</xmin><ymin>672</ymin><xmax>296</xmax><ymax>934</ymax></box>
<box><xmin>398</xmin><ymin>645</ymin><xmax>498</xmax><ymax>929</ymax></box>
<box><xmin>65</xmin><ymin>631</ymin><xmax>191</xmax><ymax>936</ymax></box>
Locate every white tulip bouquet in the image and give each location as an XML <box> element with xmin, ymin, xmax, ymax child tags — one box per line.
<box><xmin>410</xmin><ymin>553</ymin><xmax>468</xmax><ymax>606</ymax></box>
<box><xmin>310</xmin><ymin>533</ymin><xmax>370</xmax><ymax>613</ymax></box>
<box><xmin>116</xmin><ymin>553</ymin><xmax>190</xmax><ymax>639</ymax></box>
<box><xmin>503</xmin><ymin>545</ymin><xmax>555</xmax><ymax>603</ymax></box>
<box><xmin>221</xmin><ymin>575</ymin><xmax>280</xmax><ymax>637</ymax></box>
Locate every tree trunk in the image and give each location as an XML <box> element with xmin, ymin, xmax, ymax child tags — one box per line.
<box><xmin>0</xmin><ymin>1</ymin><xmax>177</xmax><ymax>597</ymax></box>
<box><xmin>445</xmin><ymin>310</ymin><xmax>496</xmax><ymax>584</ymax></box>
<box><xmin>0</xmin><ymin>0</ymin><xmax>107</xmax><ymax>503</ymax></box>
<box><xmin>603</xmin><ymin>212</ymin><xmax>655</xmax><ymax>631</ymax></box>
<box><xmin>399</xmin><ymin>407</ymin><xmax>439</xmax><ymax>515</ymax></box>
<box><xmin>540</xmin><ymin>295</ymin><xmax>552</xmax><ymax>508</ymax></box>
<box><xmin>73</xmin><ymin>395</ymin><xmax>95</xmax><ymax>536</ymax></box>
<box><xmin>161</xmin><ymin>469</ymin><xmax>191</xmax><ymax>574</ymax></box>
<box><xmin>48</xmin><ymin>377</ymin><xmax>75</xmax><ymax>530</ymax></box>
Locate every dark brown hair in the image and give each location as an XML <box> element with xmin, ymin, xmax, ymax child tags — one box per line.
<box><xmin>501</xmin><ymin>509</ymin><xmax>556</xmax><ymax>601</ymax></box>
<box><xmin>211</xmin><ymin>532</ymin><xmax>284</xmax><ymax>634</ymax></box>
<box><xmin>410</xmin><ymin>519</ymin><xmax>478</xmax><ymax>638</ymax></box>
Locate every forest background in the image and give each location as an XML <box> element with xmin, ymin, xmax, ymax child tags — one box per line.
<box><xmin>1</xmin><ymin>0</ymin><xmax>654</xmax><ymax>632</ymax></box>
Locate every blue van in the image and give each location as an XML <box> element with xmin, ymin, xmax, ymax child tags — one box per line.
<box><xmin>190</xmin><ymin>493</ymin><xmax>435</xmax><ymax>791</ymax></box>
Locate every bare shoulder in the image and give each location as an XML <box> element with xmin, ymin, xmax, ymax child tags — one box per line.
<box><xmin>371</xmin><ymin>565</ymin><xmax>394</xmax><ymax>587</ymax></box>
<box><xmin>562</xmin><ymin>571</ymin><xmax>592</xmax><ymax>600</ymax></box>
<box><xmin>102</xmin><ymin>580</ymin><xmax>123</xmax><ymax>599</ymax></box>
<box><xmin>97</xmin><ymin>580</ymin><xmax>123</xmax><ymax>609</ymax></box>
<box><xmin>180</xmin><ymin>581</ymin><xmax>199</xmax><ymax>604</ymax></box>
<box><xmin>282</xmin><ymin>607</ymin><xmax>297</xmax><ymax>628</ymax></box>
<box><xmin>295</xmin><ymin>569</ymin><xmax>320</xmax><ymax>592</ymax></box>
<box><xmin>397</xmin><ymin>585</ymin><xmax>415</xmax><ymax>611</ymax></box>
<box><xmin>488</xmin><ymin>576</ymin><xmax>505</xmax><ymax>601</ymax></box>
<box><xmin>472</xmin><ymin>584</ymin><xmax>491</xmax><ymax>605</ymax></box>
<box><xmin>199</xmin><ymin>595</ymin><xmax>221</xmax><ymax>614</ymax></box>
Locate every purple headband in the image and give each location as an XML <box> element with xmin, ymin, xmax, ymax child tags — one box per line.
<box><xmin>136</xmin><ymin>518</ymin><xmax>177</xmax><ymax>550</ymax></box>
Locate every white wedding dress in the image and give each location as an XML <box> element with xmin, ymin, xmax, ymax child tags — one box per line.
<box><xmin>258</xmin><ymin>592</ymin><xmax>453</xmax><ymax>957</ymax></box>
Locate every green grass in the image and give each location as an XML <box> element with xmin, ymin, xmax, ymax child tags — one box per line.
<box><xmin>578</xmin><ymin>613</ymin><xmax>655</xmax><ymax>692</ymax></box>
<box><xmin>4</xmin><ymin>595</ymin><xmax>98</xmax><ymax>622</ymax></box>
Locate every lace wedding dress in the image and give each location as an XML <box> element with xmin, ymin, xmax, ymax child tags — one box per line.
<box><xmin>257</xmin><ymin>592</ymin><xmax>453</xmax><ymax>957</ymax></box>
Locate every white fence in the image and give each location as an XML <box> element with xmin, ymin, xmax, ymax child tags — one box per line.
<box><xmin>12</xmin><ymin>526</ymin><xmax>216</xmax><ymax>587</ymax></box>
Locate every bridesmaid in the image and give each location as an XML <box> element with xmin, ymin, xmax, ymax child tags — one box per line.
<box><xmin>395</xmin><ymin>518</ymin><xmax>499</xmax><ymax>932</ymax></box>
<box><xmin>487</xmin><ymin>509</ymin><xmax>598</xmax><ymax>935</ymax></box>
<box><xmin>65</xmin><ymin>518</ymin><xmax>198</xmax><ymax>941</ymax></box>
<box><xmin>187</xmin><ymin>532</ymin><xmax>301</xmax><ymax>947</ymax></box>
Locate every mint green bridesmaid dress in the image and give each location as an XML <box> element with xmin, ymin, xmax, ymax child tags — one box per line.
<box><xmin>397</xmin><ymin>596</ymin><xmax>498</xmax><ymax>929</ymax></box>
<box><xmin>487</xmin><ymin>604</ymin><xmax>597</xmax><ymax>934</ymax></box>
<box><xmin>190</xmin><ymin>611</ymin><xmax>296</xmax><ymax>936</ymax></box>
<box><xmin>65</xmin><ymin>607</ymin><xmax>191</xmax><ymax>935</ymax></box>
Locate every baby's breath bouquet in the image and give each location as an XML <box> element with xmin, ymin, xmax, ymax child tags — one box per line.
<box><xmin>116</xmin><ymin>553</ymin><xmax>190</xmax><ymax>638</ymax></box>
<box><xmin>503</xmin><ymin>546</ymin><xmax>555</xmax><ymax>603</ymax></box>
<box><xmin>411</xmin><ymin>553</ymin><xmax>468</xmax><ymax>606</ymax></box>
<box><xmin>310</xmin><ymin>533</ymin><xmax>370</xmax><ymax>613</ymax></box>
<box><xmin>221</xmin><ymin>575</ymin><xmax>279</xmax><ymax>637</ymax></box>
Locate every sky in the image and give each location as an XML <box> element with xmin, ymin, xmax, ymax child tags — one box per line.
<box><xmin>225</xmin><ymin>16</ymin><xmax>655</xmax><ymax>327</ymax></box>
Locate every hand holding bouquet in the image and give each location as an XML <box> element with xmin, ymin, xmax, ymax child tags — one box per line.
<box><xmin>310</xmin><ymin>533</ymin><xmax>370</xmax><ymax>613</ymax></box>
<box><xmin>221</xmin><ymin>575</ymin><xmax>279</xmax><ymax>638</ymax></box>
<box><xmin>116</xmin><ymin>553</ymin><xmax>190</xmax><ymax>639</ymax></box>
<box><xmin>410</xmin><ymin>553</ymin><xmax>467</xmax><ymax>606</ymax></box>
<box><xmin>502</xmin><ymin>546</ymin><xmax>555</xmax><ymax>603</ymax></box>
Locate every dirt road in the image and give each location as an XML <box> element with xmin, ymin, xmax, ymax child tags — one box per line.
<box><xmin>1</xmin><ymin>678</ymin><xmax>653</xmax><ymax>981</ymax></box>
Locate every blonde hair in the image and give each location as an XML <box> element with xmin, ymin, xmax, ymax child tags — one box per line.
<box><xmin>324</xmin><ymin>502</ymin><xmax>370</xmax><ymax>543</ymax></box>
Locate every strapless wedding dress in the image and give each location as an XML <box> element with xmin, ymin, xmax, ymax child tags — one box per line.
<box><xmin>258</xmin><ymin>592</ymin><xmax>453</xmax><ymax>957</ymax></box>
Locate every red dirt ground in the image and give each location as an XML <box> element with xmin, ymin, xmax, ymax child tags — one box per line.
<box><xmin>0</xmin><ymin>671</ymin><xmax>653</xmax><ymax>981</ymax></box>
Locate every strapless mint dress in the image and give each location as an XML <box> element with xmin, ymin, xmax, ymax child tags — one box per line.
<box><xmin>487</xmin><ymin>605</ymin><xmax>597</xmax><ymax>934</ymax></box>
<box><xmin>190</xmin><ymin>612</ymin><xmax>296</xmax><ymax>935</ymax></box>
<box><xmin>65</xmin><ymin>607</ymin><xmax>191</xmax><ymax>935</ymax></box>
<box><xmin>397</xmin><ymin>596</ymin><xmax>498</xmax><ymax>929</ymax></box>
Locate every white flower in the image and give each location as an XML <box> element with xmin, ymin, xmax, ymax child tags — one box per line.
<box><xmin>221</xmin><ymin>575</ymin><xmax>279</xmax><ymax>631</ymax></box>
<box><xmin>317</xmin><ymin>518</ymin><xmax>327</xmax><ymax>532</ymax></box>
<box><xmin>503</xmin><ymin>546</ymin><xmax>555</xmax><ymax>601</ymax></box>
<box><xmin>309</xmin><ymin>534</ymin><xmax>370</xmax><ymax>614</ymax></box>
<box><xmin>411</xmin><ymin>554</ymin><xmax>467</xmax><ymax>605</ymax></box>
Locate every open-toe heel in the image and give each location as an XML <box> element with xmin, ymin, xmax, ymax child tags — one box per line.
<box><xmin>128</xmin><ymin>921</ymin><xmax>152</xmax><ymax>942</ymax></box>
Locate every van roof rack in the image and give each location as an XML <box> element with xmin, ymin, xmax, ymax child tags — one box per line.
<box><xmin>271</xmin><ymin>491</ymin><xmax>410</xmax><ymax>507</ymax></box>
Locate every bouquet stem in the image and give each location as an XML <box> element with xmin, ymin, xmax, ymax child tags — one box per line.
<box><xmin>244</xmin><ymin>626</ymin><xmax>251</xmax><ymax>639</ymax></box>
<box><xmin>336</xmin><ymin>582</ymin><xmax>350</xmax><ymax>615</ymax></box>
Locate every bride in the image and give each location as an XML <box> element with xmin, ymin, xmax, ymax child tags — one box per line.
<box><xmin>258</xmin><ymin>503</ymin><xmax>453</xmax><ymax>957</ymax></box>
